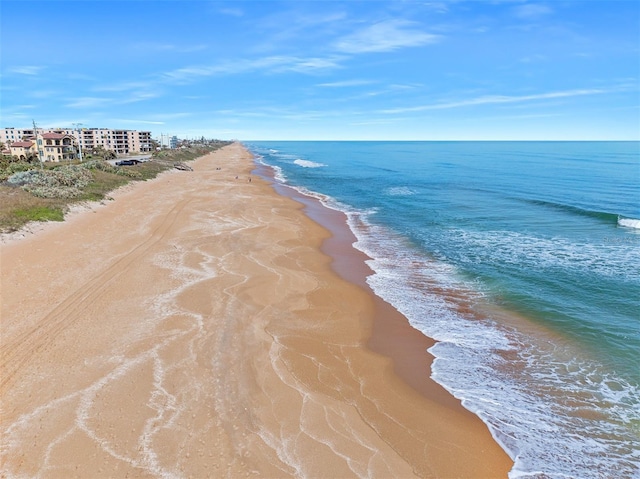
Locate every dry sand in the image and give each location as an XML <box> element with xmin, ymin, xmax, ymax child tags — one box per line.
<box><xmin>0</xmin><ymin>143</ymin><xmax>512</xmax><ymax>478</ymax></box>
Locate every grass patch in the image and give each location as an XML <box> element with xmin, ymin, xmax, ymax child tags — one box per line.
<box><xmin>79</xmin><ymin>170</ymin><xmax>130</xmax><ymax>201</ymax></box>
<box><xmin>0</xmin><ymin>185</ymin><xmax>68</xmax><ymax>232</ymax></box>
<box><xmin>135</xmin><ymin>161</ymin><xmax>173</xmax><ymax>181</ymax></box>
<box><xmin>14</xmin><ymin>206</ymin><xmax>64</xmax><ymax>222</ymax></box>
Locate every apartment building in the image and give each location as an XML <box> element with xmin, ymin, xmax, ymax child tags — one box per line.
<box><xmin>8</xmin><ymin>140</ymin><xmax>37</xmax><ymax>160</ymax></box>
<box><xmin>2</xmin><ymin>128</ymin><xmax>37</xmax><ymax>144</ymax></box>
<box><xmin>76</xmin><ymin>128</ymin><xmax>152</xmax><ymax>154</ymax></box>
<box><xmin>41</xmin><ymin>133</ymin><xmax>77</xmax><ymax>162</ymax></box>
<box><xmin>1</xmin><ymin>127</ymin><xmax>153</xmax><ymax>156</ymax></box>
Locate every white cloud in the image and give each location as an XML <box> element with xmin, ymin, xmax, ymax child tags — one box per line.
<box><xmin>317</xmin><ymin>79</ymin><xmax>375</xmax><ymax>88</ymax></box>
<box><xmin>161</xmin><ymin>55</ymin><xmax>342</xmax><ymax>83</ymax></box>
<box><xmin>66</xmin><ymin>97</ymin><xmax>111</xmax><ymax>109</ymax></box>
<box><xmin>281</xmin><ymin>56</ymin><xmax>343</xmax><ymax>73</ymax></box>
<box><xmin>334</xmin><ymin>19</ymin><xmax>441</xmax><ymax>54</ymax></box>
<box><xmin>219</xmin><ymin>7</ymin><xmax>244</xmax><ymax>17</ymax></box>
<box><xmin>121</xmin><ymin>91</ymin><xmax>161</xmax><ymax>104</ymax></box>
<box><xmin>8</xmin><ymin>66</ymin><xmax>43</xmax><ymax>75</ymax></box>
<box><xmin>113</xmin><ymin>119</ymin><xmax>166</xmax><ymax>125</ymax></box>
<box><xmin>513</xmin><ymin>4</ymin><xmax>553</xmax><ymax>19</ymax></box>
<box><xmin>133</xmin><ymin>42</ymin><xmax>208</xmax><ymax>53</ymax></box>
<box><xmin>429</xmin><ymin>2</ymin><xmax>451</xmax><ymax>13</ymax></box>
<box><xmin>66</xmin><ymin>90</ymin><xmax>159</xmax><ymax>109</ymax></box>
<box><xmin>94</xmin><ymin>81</ymin><xmax>156</xmax><ymax>92</ymax></box>
<box><xmin>381</xmin><ymin>87</ymin><xmax>621</xmax><ymax>114</ymax></box>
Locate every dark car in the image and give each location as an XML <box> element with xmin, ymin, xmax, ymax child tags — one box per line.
<box><xmin>116</xmin><ymin>159</ymin><xmax>141</xmax><ymax>166</ymax></box>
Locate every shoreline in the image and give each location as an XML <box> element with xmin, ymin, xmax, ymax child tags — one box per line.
<box><xmin>1</xmin><ymin>143</ymin><xmax>512</xmax><ymax>477</ymax></box>
<box><xmin>253</xmin><ymin>160</ymin><xmax>477</xmax><ymax>411</ymax></box>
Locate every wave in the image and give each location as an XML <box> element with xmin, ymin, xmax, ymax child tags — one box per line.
<box><xmin>618</xmin><ymin>217</ymin><xmax>640</xmax><ymax>229</ymax></box>
<box><xmin>293</xmin><ymin>159</ymin><xmax>326</xmax><ymax>168</ymax></box>
<box><xmin>440</xmin><ymin>228</ymin><xmax>640</xmax><ymax>281</ymax></box>
<box><xmin>347</xmin><ymin>213</ymin><xmax>640</xmax><ymax>479</ymax></box>
<box><xmin>524</xmin><ymin>198</ymin><xmax>620</xmax><ymax>224</ymax></box>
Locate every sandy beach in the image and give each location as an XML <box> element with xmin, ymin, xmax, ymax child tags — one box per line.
<box><xmin>0</xmin><ymin>143</ymin><xmax>512</xmax><ymax>478</ymax></box>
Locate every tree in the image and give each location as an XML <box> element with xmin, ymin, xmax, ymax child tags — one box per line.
<box><xmin>91</xmin><ymin>145</ymin><xmax>116</xmax><ymax>160</ymax></box>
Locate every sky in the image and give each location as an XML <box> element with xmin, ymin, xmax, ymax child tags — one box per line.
<box><xmin>1</xmin><ymin>0</ymin><xmax>639</xmax><ymax>141</ymax></box>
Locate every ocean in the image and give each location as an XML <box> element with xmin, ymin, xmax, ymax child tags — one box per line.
<box><xmin>246</xmin><ymin>141</ymin><xmax>640</xmax><ymax>479</ymax></box>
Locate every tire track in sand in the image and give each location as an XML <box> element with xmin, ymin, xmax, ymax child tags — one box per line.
<box><xmin>0</xmin><ymin>198</ymin><xmax>191</xmax><ymax>391</ymax></box>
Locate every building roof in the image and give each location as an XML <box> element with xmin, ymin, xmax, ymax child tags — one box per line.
<box><xmin>41</xmin><ymin>132</ymin><xmax>67</xmax><ymax>139</ymax></box>
<box><xmin>10</xmin><ymin>141</ymin><xmax>34</xmax><ymax>148</ymax></box>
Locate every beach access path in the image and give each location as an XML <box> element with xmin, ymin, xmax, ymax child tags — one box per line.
<box><xmin>0</xmin><ymin>143</ymin><xmax>512</xmax><ymax>478</ymax></box>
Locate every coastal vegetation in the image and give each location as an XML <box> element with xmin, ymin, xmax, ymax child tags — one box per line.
<box><xmin>0</xmin><ymin>142</ymin><xmax>231</xmax><ymax>233</ymax></box>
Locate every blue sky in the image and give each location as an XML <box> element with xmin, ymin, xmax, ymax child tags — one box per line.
<box><xmin>1</xmin><ymin>1</ymin><xmax>638</xmax><ymax>140</ymax></box>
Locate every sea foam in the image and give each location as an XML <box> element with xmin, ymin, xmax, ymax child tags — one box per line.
<box><xmin>618</xmin><ymin>217</ymin><xmax>640</xmax><ymax>229</ymax></box>
<box><xmin>294</xmin><ymin>159</ymin><xmax>326</xmax><ymax>168</ymax></box>
<box><xmin>347</xmin><ymin>211</ymin><xmax>640</xmax><ymax>479</ymax></box>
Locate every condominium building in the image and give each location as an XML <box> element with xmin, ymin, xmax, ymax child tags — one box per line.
<box><xmin>8</xmin><ymin>140</ymin><xmax>37</xmax><ymax>160</ymax></box>
<box><xmin>41</xmin><ymin>133</ymin><xmax>77</xmax><ymax>162</ymax></box>
<box><xmin>1</xmin><ymin>127</ymin><xmax>153</xmax><ymax>156</ymax></box>
<box><xmin>2</xmin><ymin>128</ymin><xmax>37</xmax><ymax>143</ymax></box>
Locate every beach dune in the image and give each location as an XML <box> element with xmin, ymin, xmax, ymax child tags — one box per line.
<box><xmin>0</xmin><ymin>143</ymin><xmax>512</xmax><ymax>478</ymax></box>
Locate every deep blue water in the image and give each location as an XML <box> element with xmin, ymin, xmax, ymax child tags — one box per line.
<box><xmin>247</xmin><ymin>141</ymin><xmax>640</xmax><ymax>479</ymax></box>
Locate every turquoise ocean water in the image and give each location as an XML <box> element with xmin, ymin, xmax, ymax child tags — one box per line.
<box><xmin>247</xmin><ymin>141</ymin><xmax>639</xmax><ymax>479</ymax></box>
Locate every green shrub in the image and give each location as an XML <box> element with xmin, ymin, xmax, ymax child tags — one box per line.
<box><xmin>1</xmin><ymin>161</ymin><xmax>34</xmax><ymax>181</ymax></box>
<box><xmin>82</xmin><ymin>159</ymin><xmax>118</xmax><ymax>174</ymax></box>
<box><xmin>7</xmin><ymin>169</ymin><xmax>41</xmax><ymax>185</ymax></box>
<box><xmin>24</xmin><ymin>185</ymin><xmax>83</xmax><ymax>199</ymax></box>
<box><xmin>20</xmin><ymin>165</ymin><xmax>93</xmax><ymax>198</ymax></box>
<box><xmin>7</xmin><ymin>161</ymin><xmax>34</xmax><ymax>174</ymax></box>
<box><xmin>116</xmin><ymin>168</ymin><xmax>142</xmax><ymax>179</ymax></box>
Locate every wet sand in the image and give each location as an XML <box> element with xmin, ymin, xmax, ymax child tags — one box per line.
<box><xmin>0</xmin><ymin>143</ymin><xmax>512</xmax><ymax>478</ymax></box>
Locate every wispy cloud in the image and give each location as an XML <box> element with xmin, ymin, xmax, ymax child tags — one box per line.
<box><xmin>121</xmin><ymin>91</ymin><xmax>162</xmax><ymax>104</ymax></box>
<box><xmin>109</xmin><ymin>112</ymin><xmax>192</xmax><ymax>126</ymax></box>
<box><xmin>422</xmin><ymin>2</ymin><xmax>450</xmax><ymax>14</ymax></box>
<box><xmin>8</xmin><ymin>65</ymin><xmax>44</xmax><ymax>75</ymax></box>
<box><xmin>66</xmin><ymin>90</ymin><xmax>159</xmax><ymax>109</ymax></box>
<box><xmin>219</xmin><ymin>7</ymin><xmax>244</xmax><ymax>17</ymax></box>
<box><xmin>317</xmin><ymin>79</ymin><xmax>376</xmax><ymax>88</ymax></box>
<box><xmin>133</xmin><ymin>42</ymin><xmax>208</xmax><ymax>53</ymax></box>
<box><xmin>334</xmin><ymin>19</ymin><xmax>441</xmax><ymax>54</ymax></box>
<box><xmin>152</xmin><ymin>112</ymin><xmax>192</xmax><ymax>120</ymax></box>
<box><xmin>161</xmin><ymin>55</ymin><xmax>343</xmax><ymax>84</ymax></box>
<box><xmin>513</xmin><ymin>4</ymin><xmax>553</xmax><ymax>19</ymax></box>
<box><xmin>381</xmin><ymin>87</ymin><xmax>626</xmax><ymax>114</ymax></box>
<box><xmin>113</xmin><ymin>119</ymin><xmax>166</xmax><ymax>125</ymax></box>
<box><xmin>249</xmin><ymin>10</ymin><xmax>347</xmax><ymax>54</ymax></box>
<box><xmin>66</xmin><ymin>97</ymin><xmax>111</xmax><ymax>109</ymax></box>
<box><xmin>519</xmin><ymin>54</ymin><xmax>547</xmax><ymax>63</ymax></box>
<box><xmin>94</xmin><ymin>80</ymin><xmax>156</xmax><ymax>92</ymax></box>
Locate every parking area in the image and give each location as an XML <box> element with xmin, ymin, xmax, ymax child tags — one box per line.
<box><xmin>106</xmin><ymin>154</ymin><xmax>151</xmax><ymax>166</ymax></box>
